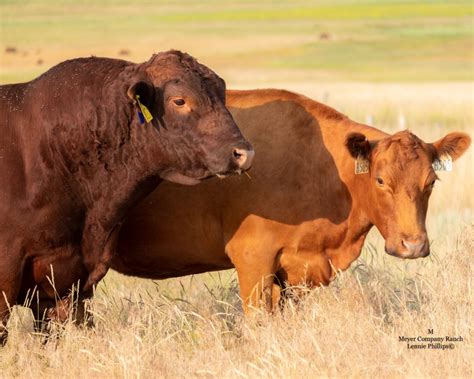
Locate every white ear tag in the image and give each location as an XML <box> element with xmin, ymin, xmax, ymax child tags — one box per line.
<box><xmin>432</xmin><ymin>153</ymin><xmax>452</xmax><ymax>172</ymax></box>
<box><xmin>355</xmin><ymin>155</ymin><xmax>370</xmax><ymax>174</ymax></box>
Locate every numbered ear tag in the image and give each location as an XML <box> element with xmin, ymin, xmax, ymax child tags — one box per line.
<box><xmin>135</xmin><ymin>95</ymin><xmax>153</xmax><ymax>124</ymax></box>
<box><xmin>432</xmin><ymin>153</ymin><xmax>452</xmax><ymax>172</ymax></box>
<box><xmin>355</xmin><ymin>155</ymin><xmax>370</xmax><ymax>174</ymax></box>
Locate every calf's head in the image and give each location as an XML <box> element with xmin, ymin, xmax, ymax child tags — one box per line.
<box><xmin>127</xmin><ymin>50</ymin><xmax>253</xmax><ymax>185</ymax></box>
<box><xmin>346</xmin><ymin>130</ymin><xmax>470</xmax><ymax>259</ymax></box>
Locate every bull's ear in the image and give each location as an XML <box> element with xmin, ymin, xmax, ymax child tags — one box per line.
<box><xmin>432</xmin><ymin>132</ymin><xmax>471</xmax><ymax>161</ymax></box>
<box><xmin>127</xmin><ymin>81</ymin><xmax>155</xmax><ymax>109</ymax></box>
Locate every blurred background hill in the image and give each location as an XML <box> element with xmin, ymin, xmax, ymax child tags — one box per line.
<box><xmin>1</xmin><ymin>0</ymin><xmax>472</xmax><ymax>84</ymax></box>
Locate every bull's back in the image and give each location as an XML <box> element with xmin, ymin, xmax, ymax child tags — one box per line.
<box><xmin>0</xmin><ymin>83</ymin><xmax>32</xmax><ymax>207</ymax></box>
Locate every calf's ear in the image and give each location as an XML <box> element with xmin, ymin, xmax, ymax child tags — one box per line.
<box><xmin>345</xmin><ymin>132</ymin><xmax>374</xmax><ymax>160</ymax></box>
<box><xmin>432</xmin><ymin>132</ymin><xmax>471</xmax><ymax>161</ymax></box>
<box><xmin>127</xmin><ymin>81</ymin><xmax>156</xmax><ymax>109</ymax></box>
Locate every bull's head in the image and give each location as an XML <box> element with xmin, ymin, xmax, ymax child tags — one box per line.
<box><xmin>126</xmin><ymin>50</ymin><xmax>254</xmax><ymax>185</ymax></box>
<box><xmin>346</xmin><ymin>130</ymin><xmax>470</xmax><ymax>259</ymax></box>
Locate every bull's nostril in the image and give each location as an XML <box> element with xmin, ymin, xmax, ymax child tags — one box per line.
<box><xmin>233</xmin><ymin>149</ymin><xmax>243</xmax><ymax>159</ymax></box>
<box><xmin>232</xmin><ymin>148</ymin><xmax>254</xmax><ymax>171</ymax></box>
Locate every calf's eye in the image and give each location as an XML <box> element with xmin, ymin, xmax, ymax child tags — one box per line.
<box><xmin>376</xmin><ymin>176</ymin><xmax>384</xmax><ymax>186</ymax></box>
<box><xmin>173</xmin><ymin>98</ymin><xmax>185</xmax><ymax>106</ymax></box>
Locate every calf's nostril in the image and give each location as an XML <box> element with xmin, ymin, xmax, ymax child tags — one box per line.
<box><xmin>402</xmin><ymin>238</ymin><xmax>426</xmax><ymax>255</ymax></box>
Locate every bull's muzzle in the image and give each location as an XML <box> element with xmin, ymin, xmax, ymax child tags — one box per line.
<box><xmin>232</xmin><ymin>147</ymin><xmax>254</xmax><ymax>171</ymax></box>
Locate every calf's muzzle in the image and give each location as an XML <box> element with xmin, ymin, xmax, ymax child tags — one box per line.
<box><xmin>401</xmin><ymin>235</ymin><xmax>429</xmax><ymax>258</ymax></box>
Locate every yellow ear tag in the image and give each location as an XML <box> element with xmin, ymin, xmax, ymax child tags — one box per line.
<box><xmin>135</xmin><ymin>95</ymin><xmax>153</xmax><ymax>123</ymax></box>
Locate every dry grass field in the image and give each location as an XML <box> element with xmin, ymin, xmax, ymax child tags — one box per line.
<box><xmin>0</xmin><ymin>1</ymin><xmax>473</xmax><ymax>378</ymax></box>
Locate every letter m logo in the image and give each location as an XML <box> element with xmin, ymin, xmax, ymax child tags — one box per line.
<box><xmin>428</xmin><ymin>329</ymin><xmax>434</xmax><ymax>334</ymax></box>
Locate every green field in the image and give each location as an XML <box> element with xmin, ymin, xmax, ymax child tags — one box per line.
<box><xmin>1</xmin><ymin>0</ymin><xmax>473</xmax><ymax>83</ymax></box>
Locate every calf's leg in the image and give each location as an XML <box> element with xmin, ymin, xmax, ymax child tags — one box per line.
<box><xmin>230</xmin><ymin>249</ymin><xmax>280</xmax><ymax>314</ymax></box>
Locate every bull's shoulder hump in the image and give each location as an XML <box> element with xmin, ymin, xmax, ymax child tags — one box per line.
<box><xmin>226</xmin><ymin>88</ymin><xmax>347</xmax><ymax>122</ymax></box>
<box><xmin>33</xmin><ymin>56</ymin><xmax>135</xmax><ymax>84</ymax></box>
<box><xmin>51</xmin><ymin>56</ymin><xmax>133</xmax><ymax>70</ymax></box>
<box><xmin>0</xmin><ymin>58</ymin><xmax>130</xmax><ymax>101</ymax></box>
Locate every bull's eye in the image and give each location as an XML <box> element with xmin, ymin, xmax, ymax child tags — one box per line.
<box><xmin>376</xmin><ymin>176</ymin><xmax>384</xmax><ymax>186</ymax></box>
<box><xmin>173</xmin><ymin>98</ymin><xmax>185</xmax><ymax>106</ymax></box>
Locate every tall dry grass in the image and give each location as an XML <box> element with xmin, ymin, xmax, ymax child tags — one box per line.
<box><xmin>1</xmin><ymin>227</ymin><xmax>471</xmax><ymax>378</ymax></box>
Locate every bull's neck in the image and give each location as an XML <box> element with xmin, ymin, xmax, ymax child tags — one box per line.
<box><xmin>48</xmin><ymin>69</ymin><xmax>167</xmax><ymax>220</ymax></box>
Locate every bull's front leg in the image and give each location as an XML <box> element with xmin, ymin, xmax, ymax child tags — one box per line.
<box><xmin>32</xmin><ymin>289</ymin><xmax>94</xmax><ymax>336</ymax></box>
<box><xmin>81</xmin><ymin>219</ymin><xmax>122</xmax><ymax>292</ymax></box>
<box><xmin>80</xmin><ymin>175</ymin><xmax>161</xmax><ymax>293</ymax></box>
<box><xmin>0</xmin><ymin>241</ymin><xmax>24</xmax><ymax>346</ymax></box>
